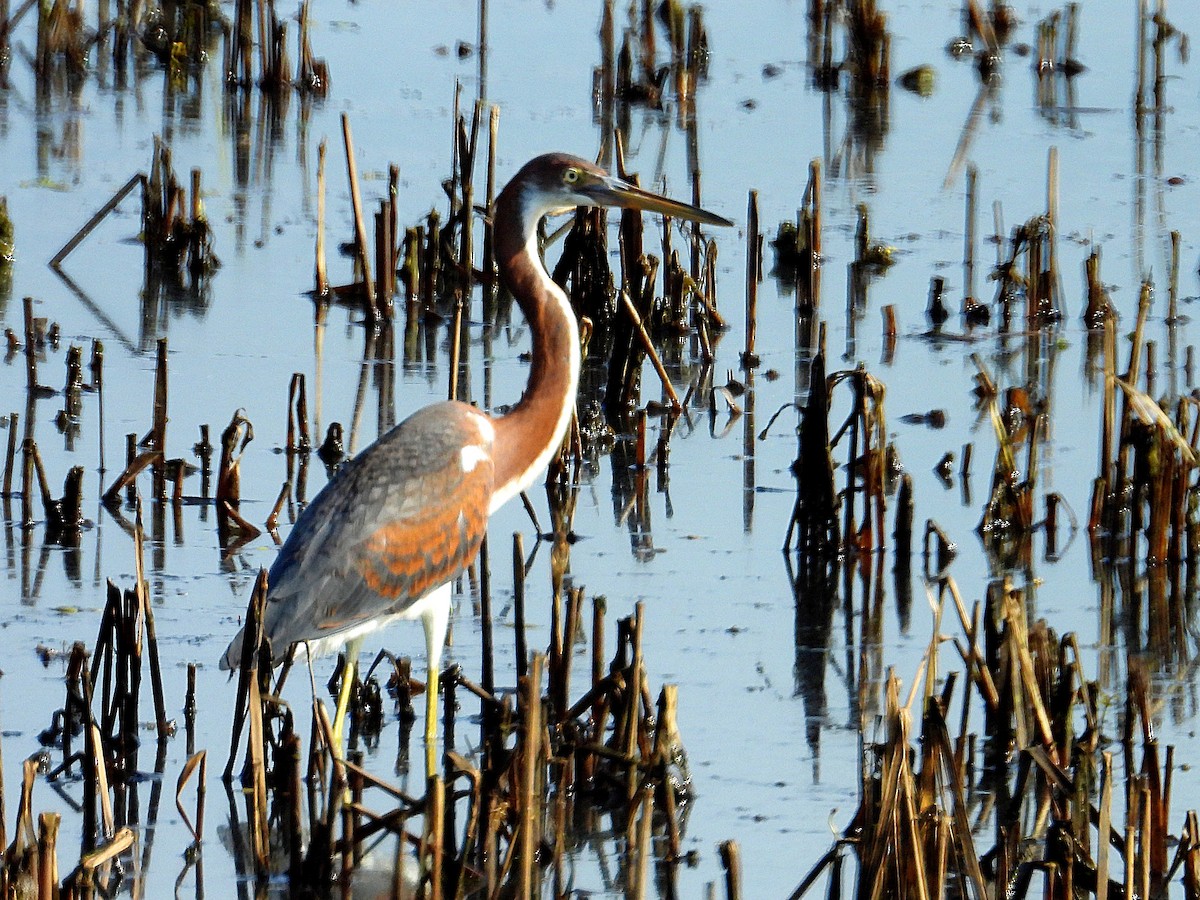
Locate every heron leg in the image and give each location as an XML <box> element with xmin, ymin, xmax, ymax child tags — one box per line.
<box><xmin>330</xmin><ymin>635</ymin><xmax>364</xmax><ymax>757</ymax></box>
<box><xmin>421</xmin><ymin>584</ymin><xmax>452</xmax><ymax>779</ymax></box>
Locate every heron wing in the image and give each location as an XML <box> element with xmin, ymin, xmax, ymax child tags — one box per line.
<box><xmin>256</xmin><ymin>402</ymin><xmax>494</xmax><ymax>657</ymax></box>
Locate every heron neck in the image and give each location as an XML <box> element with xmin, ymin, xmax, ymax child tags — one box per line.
<box><xmin>489</xmin><ymin>188</ymin><xmax>580</xmax><ymax>511</ymax></box>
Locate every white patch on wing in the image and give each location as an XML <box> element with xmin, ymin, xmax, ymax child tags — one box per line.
<box><xmin>473</xmin><ymin>415</ymin><xmax>496</xmax><ymax>443</ymax></box>
<box><xmin>460</xmin><ymin>444</ymin><xmax>489</xmax><ymax>473</ymax></box>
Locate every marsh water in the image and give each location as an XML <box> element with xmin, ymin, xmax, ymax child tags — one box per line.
<box><xmin>2</xmin><ymin>0</ymin><xmax>1200</xmax><ymax>896</ymax></box>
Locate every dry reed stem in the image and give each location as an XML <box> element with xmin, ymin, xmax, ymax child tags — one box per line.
<box><xmin>175</xmin><ymin>750</ymin><xmax>206</xmax><ymax>844</ymax></box>
<box><xmin>719</xmin><ymin>840</ymin><xmax>742</xmax><ymax>900</ymax></box>
<box><xmin>89</xmin><ymin>722</ymin><xmax>115</xmax><ymax>840</ymax></box>
<box><xmin>1114</xmin><ymin>377</ymin><xmax>1197</xmax><ymax>465</ymax></box>
<box><xmin>743</xmin><ymin>190</ymin><xmax>758</xmax><ymax>366</ymax></box>
<box><xmin>220</xmin><ymin>499</ymin><xmax>262</xmax><ymax>539</ymax></box>
<box><xmin>925</xmin><ymin>701</ymin><xmax>986</xmax><ymax>897</ymax></box>
<box><xmin>265</xmin><ymin>481</ymin><xmax>290</xmax><ymax>535</ymax></box>
<box><xmin>944</xmin><ymin>578</ymin><xmax>999</xmax><ymax>708</ymax></box>
<box><xmin>340</xmin><ymin>114</ymin><xmax>376</xmax><ymax>318</ymax></box>
<box><xmin>101</xmin><ymin>449</ymin><xmax>160</xmax><ymax>503</ymax></box>
<box><xmin>50</xmin><ymin>174</ymin><xmax>142</xmax><ymax>268</ymax></box>
<box><xmin>425</xmin><ymin>776</ymin><xmax>444</xmax><ymax>900</ymax></box>
<box><xmin>245</xmin><ymin>645</ymin><xmax>270</xmax><ymax>872</ymax></box>
<box><xmin>224</xmin><ymin>569</ymin><xmax>268</xmax><ymax>781</ymax></box>
<box><xmin>483</xmin><ymin>105</ymin><xmax>499</xmax><ymax>280</ymax></box>
<box><xmin>631</xmin><ymin>786</ymin><xmax>654</xmax><ymax>897</ymax></box>
<box><xmin>77</xmin><ymin>826</ymin><xmax>134</xmax><ymax>872</ymax></box>
<box><xmin>512</xmin><ymin>532</ymin><xmax>527</xmax><ymax>678</ymax></box>
<box><xmin>36</xmin><ymin>812</ymin><xmax>58</xmax><ymax>897</ymax></box>
<box><xmin>315</xmin><ymin>138</ymin><xmax>328</xmax><ymax>295</ymax></box>
<box><xmin>516</xmin><ymin>653</ymin><xmax>544</xmax><ymax>898</ymax></box>
<box><xmin>1</xmin><ymin>411</ymin><xmax>16</xmax><ymax>497</ymax></box>
<box><xmin>1002</xmin><ymin>589</ymin><xmax>1055</xmax><ymax>751</ymax></box>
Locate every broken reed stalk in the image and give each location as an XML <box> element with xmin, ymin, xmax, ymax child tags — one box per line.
<box><xmin>102</xmin><ymin>445</ymin><xmax>160</xmax><ymax>505</ymax></box>
<box><xmin>50</xmin><ymin>173</ymin><xmax>142</xmax><ymax>268</ymax></box>
<box><xmin>623</xmin><ymin>604</ymin><xmax>645</xmax><ymax>799</ymax></box>
<box><xmin>375</xmin><ymin>164</ymin><xmax>399</xmax><ymax>317</ymax></box>
<box><xmin>1099</xmin><ymin>315</ymin><xmax>1116</xmax><ymax>496</ymax></box>
<box><xmin>254</xmin><ymin>0</ymin><xmax>269</xmax><ymax>87</ymax></box>
<box><xmin>23</xmin><ymin>294</ymin><xmax>37</xmax><ymax>395</ymax></box>
<box><xmin>230</xmin><ymin>0</ymin><xmax>252</xmax><ymax>84</ymax></box>
<box><xmin>185</xmin><ymin>662</ymin><xmax>197</xmax><ymax>748</ymax></box>
<box><xmin>151</xmin><ymin>337</ymin><xmax>168</xmax><ymax>500</ymax></box>
<box><xmin>808</xmin><ymin>159</ymin><xmax>822</xmax><ymax>308</ymax></box>
<box><xmin>129</xmin><ymin>498</ymin><xmax>171</xmax><ymax>743</ymax></box>
<box><xmin>1045</xmin><ymin>145</ymin><xmax>1060</xmax><ymax>316</ymax></box>
<box><xmin>241</xmin><ymin>571</ymin><xmax>271</xmax><ymax>873</ymax></box>
<box><xmin>25</xmin><ymin>438</ymin><xmax>54</xmax><ymax>526</ymax></box>
<box><xmin>224</xmin><ymin>568</ymin><xmax>268</xmax><ymax>781</ymax></box>
<box><xmin>341</xmin><ymin>113</ymin><xmax>376</xmax><ymax>323</ymax></box>
<box><xmin>315</xmin><ymin>137</ymin><xmax>328</xmax><ymax>296</ymax></box>
<box><xmin>286</xmin><ymin>372</ymin><xmax>311</xmax><ymax>453</ymax></box>
<box><xmin>628</xmin><ymin>786</ymin><xmax>654</xmax><ymax>897</ymax></box>
<box><xmin>964</xmin><ymin>164</ymin><xmax>978</xmax><ymax>313</ymax></box>
<box><xmin>720</xmin><ymin>840</ymin><xmax>743</xmax><ymax>900</ymax></box>
<box><xmin>374</xmin><ymin>207</ymin><xmax>393</xmax><ymax>322</ymax></box>
<box><xmin>90</xmin><ymin>340</ymin><xmax>106</xmax><ymax>473</ymax></box>
<box><xmin>517</xmin><ymin>653</ymin><xmax>544</xmax><ymax>898</ymax></box>
<box><xmin>37</xmin><ymin>812</ymin><xmax>60</xmax><ymax>896</ymax></box>
<box><xmin>448</xmin><ymin>292</ymin><xmax>463</xmax><ymax>402</ymax></box>
<box><xmin>19</xmin><ymin>436</ymin><xmax>32</xmax><ymax>528</ymax></box>
<box><xmin>785</xmin><ymin>347</ymin><xmax>837</xmax><ymax>557</ymax></box>
<box><xmin>1</xmin><ymin>410</ymin><xmax>16</xmax><ymax>497</ymax></box>
<box><xmin>477</xmin><ymin>532</ymin><xmax>495</xmax><ymax>738</ymax></box>
<box><xmin>743</xmin><ymin>190</ymin><xmax>759</xmax><ymax>368</ymax></box>
<box><xmin>175</xmin><ymin>750</ymin><xmax>207</xmax><ymax>846</ymax></box>
<box><xmin>513</xmin><ymin>531</ymin><xmax>527</xmax><ymax>678</ymax></box>
<box><xmin>482</xmin><ymin>105</ymin><xmax>500</xmax><ymax>281</ymax></box>
<box><xmin>457</xmin><ymin>99</ymin><xmax>482</xmax><ymax>291</ymax></box>
<box><xmin>619</xmin><ymin>291</ymin><xmax>682</xmax><ymax>413</ymax></box>
<box><xmin>1168</xmin><ymin>229</ymin><xmax>1180</xmax><ymax>323</ymax></box>
<box><xmin>690</xmin><ymin>171</ymin><xmax>705</xmax><ymax>282</ymax></box>
<box><xmin>451</xmin><ymin>80</ymin><xmax>463</xmax><ymax>227</ymax></box>
<box><xmin>215</xmin><ymin>409</ymin><xmax>261</xmax><ymax>542</ymax></box>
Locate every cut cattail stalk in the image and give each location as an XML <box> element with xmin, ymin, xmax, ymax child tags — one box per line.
<box><xmin>620</xmin><ymin>292</ymin><xmax>682</xmax><ymax>413</ymax></box>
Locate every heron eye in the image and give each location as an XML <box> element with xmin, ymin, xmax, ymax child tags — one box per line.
<box><xmin>563</xmin><ymin>168</ymin><xmax>580</xmax><ymax>185</ymax></box>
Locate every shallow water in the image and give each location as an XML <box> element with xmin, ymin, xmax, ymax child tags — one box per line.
<box><xmin>2</xmin><ymin>0</ymin><xmax>1200</xmax><ymax>896</ymax></box>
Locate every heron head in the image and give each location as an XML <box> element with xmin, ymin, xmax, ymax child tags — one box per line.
<box><xmin>517</xmin><ymin>153</ymin><xmax>733</xmax><ymax>226</ymax></box>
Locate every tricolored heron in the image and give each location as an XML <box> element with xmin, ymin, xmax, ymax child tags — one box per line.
<box><xmin>222</xmin><ymin>153</ymin><xmax>731</xmax><ymax>777</ymax></box>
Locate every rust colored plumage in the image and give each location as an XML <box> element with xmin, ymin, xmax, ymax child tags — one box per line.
<box><xmin>356</xmin><ymin>462</ymin><xmax>492</xmax><ymax>606</ymax></box>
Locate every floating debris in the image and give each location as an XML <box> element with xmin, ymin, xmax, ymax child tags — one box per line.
<box><xmin>896</xmin><ymin>63</ymin><xmax>935</xmax><ymax>95</ymax></box>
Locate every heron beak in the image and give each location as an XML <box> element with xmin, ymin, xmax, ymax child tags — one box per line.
<box><xmin>592</xmin><ymin>175</ymin><xmax>733</xmax><ymax>227</ymax></box>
